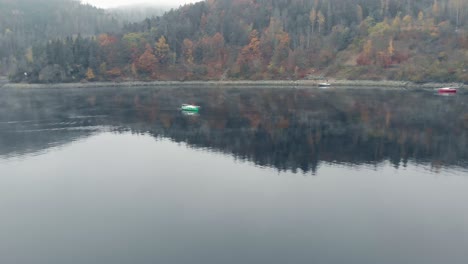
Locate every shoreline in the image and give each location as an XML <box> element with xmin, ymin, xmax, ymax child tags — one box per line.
<box><xmin>0</xmin><ymin>77</ymin><xmax>9</xmax><ymax>88</ymax></box>
<box><xmin>1</xmin><ymin>79</ymin><xmax>464</xmax><ymax>89</ymax></box>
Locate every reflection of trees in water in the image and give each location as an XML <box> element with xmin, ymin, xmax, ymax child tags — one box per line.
<box><xmin>0</xmin><ymin>87</ymin><xmax>467</xmax><ymax>172</ymax></box>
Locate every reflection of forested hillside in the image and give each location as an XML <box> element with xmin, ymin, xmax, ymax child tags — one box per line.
<box><xmin>1</xmin><ymin>87</ymin><xmax>467</xmax><ymax>172</ymax></box>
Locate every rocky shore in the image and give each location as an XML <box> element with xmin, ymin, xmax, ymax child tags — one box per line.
<box><xmin>1</xmin><ymin>79</ymin><xmax>464</xmax><ymax>89</ymax></box>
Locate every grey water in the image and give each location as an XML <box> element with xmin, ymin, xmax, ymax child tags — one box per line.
<box><xmin>0</xmin><ymin>86</ymin><xmax>467</xmax><ymax>264</ymax></box>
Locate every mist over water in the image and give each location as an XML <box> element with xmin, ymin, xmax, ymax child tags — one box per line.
<box><xmin>0</xmin><ymin>86</ymin><xmax>467</xmax><ymax>264</ymax></box>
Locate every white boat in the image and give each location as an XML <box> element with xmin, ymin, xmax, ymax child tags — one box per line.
<box><xmin>318</xmin><ymin>82</ymin><xmax>331</xmax><ymax>87</ymax></box>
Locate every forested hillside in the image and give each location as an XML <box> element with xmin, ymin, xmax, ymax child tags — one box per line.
<box><xmin>0</xmin><ymin>0</ymin><xmax>119</xmax><ymax>75</ymax></box>
<box><xmin>6</xmin><ymin>0</ymin><xmax>468</xmax><ymax>83</ymax></box>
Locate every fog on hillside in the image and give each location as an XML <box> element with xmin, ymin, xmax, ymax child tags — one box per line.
<box><xmin>107</xmin><ymin>4</ymin><xmax>172</xmax><ymax>23</ymax></box>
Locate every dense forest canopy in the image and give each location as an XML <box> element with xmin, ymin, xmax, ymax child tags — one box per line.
<box><xmin>0</xmin><ymin>0</ymin><xmax>119</xmax><ymax>74</ymax></box>
<box><xmin>2</xmin><ymin>0</ymin><xmax>468</xmax><ymax>83</ymax></box>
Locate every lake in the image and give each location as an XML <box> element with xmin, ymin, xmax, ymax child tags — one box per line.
<box><xmin>0</xmin><ymin>86</ymin><xmax>467</xmax><ymax>264</ymax></box>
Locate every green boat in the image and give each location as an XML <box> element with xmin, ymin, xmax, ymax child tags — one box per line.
<box><xmin>180</xmin><ymin>104</ymin><xmax>200</xmax><ymax>112</ymax></box>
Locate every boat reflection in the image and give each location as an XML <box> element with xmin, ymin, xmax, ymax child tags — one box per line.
<box><xmin>181</xmin><ymin>110</ymin><xmax>200</xmax><ymax>116</ymax></box>
<box><xmin>436</xmin><ymin>92</ymin><xmax>457</xmax><ymax>97</ymax></box>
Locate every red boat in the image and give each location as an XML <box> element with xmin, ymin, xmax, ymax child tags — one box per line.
<box><xmin>437</xmin><ymin>87</ymin><xmax>457</xmax><ymax>94</ymax></box>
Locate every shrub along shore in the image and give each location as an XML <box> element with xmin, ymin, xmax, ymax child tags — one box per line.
<box><xmin>1</xmin><ymin>79</ymin><xmax>464</xmax><ymax>90</ymax></box>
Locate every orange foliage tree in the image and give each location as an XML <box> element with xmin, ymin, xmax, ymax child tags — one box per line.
<box><xmin>137</xmin><ymin>44</ymin><xmax>157</xmax><ymax>75</ymax></box>
<box><xmin>236</xmin><ymin>30</ymin><xmax>262</xmax><ymax>76</ymax></box>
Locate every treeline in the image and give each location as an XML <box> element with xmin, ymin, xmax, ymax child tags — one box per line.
<box><xmin>7</xmin><ymin>0</ymin><xmax>468</xmax><ymax>83</ymax></box>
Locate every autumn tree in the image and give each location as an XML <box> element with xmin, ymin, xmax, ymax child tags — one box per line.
<box><xmin>392</xmin><ymin>16</ymin><xmax>401</xmax><ymax>32</ymax></box>
<box><xmin>155</xmin><ymin>36</ymin><xmax>170</xmax><ymax>65</ymax></box>
<box><xmin>98</xmin><ymin>34</ymin><xmax>119</xmax><ymax>68</ymax></box>
<box><xmin>402</xmin><ymin>15</ymin><xmax>413</xmax><ymax>29</ymax></box>
<box><xmin>309</xmin><ymin>9</ymin><xmax>317</xmax><ymax>35</ymax></box>
<box><xmin>269</xmin><ymin>31</ymin><xmax>290</xmax><ymax>72</ymax></box>
<box><xmin>197</xmin><ymin>33</ymin><xmax>226</xmax><ymax>65</ymax></box>
<box><xmin>317</xmin><ymin>11</ymin><xmax>325</xmax><ymax>34</ymax></box>
<box><xmin>182</xmin><ymin>39</ymin><xmax>194</xmax><ymax>64</ymax></box>
<box><xmin>137</xmin><ymin>44</ymin><xmax>157</xmax><ymax>75</ymax></box>
<box><xmin>122</xmin><ymin>32</ymin><xmax>148</xmax><ymax>62</ymax></box>
<box><xmin>236</xmin><ymin>30</ymin><xmax>262</xmax><ymax>76</ymax></box>
<box><xmin>388</xmin><ymin>38</ymin><xmax>395</xmax><ymax>58</ymax></box>
<box><xmin>357</xmin><ymin>39</ymin><xmax>374</xmax><ymax>65</ymax></box>
<box><xmin>260</xmin><ymin>18</ymin><xmax>281</xmax><ymax>62</ymax></box>
<box><xmin>418</xmin><ymin>11</ymin><xmax>425</xmax><ymax>27</ymax></box>
<box><xmin>86</xmin><ymin>67</ymin><xmax>96</xmax><ymax>80</ymax></box>
<box><xmin>245</xmin><ymin>30</ymin><xmax>261</xmax><ymax>59</ymax></box>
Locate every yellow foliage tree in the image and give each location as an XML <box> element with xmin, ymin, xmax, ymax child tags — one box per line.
<box><xmin>364</xmin><ymin>39</ymin><xmax>373</xmax><ymax>56</ymax></box>
<box><xmin>86</xmin><ymin>68</ymin><xmax>96</xmax><ymax>80</ymax></box>
<box><xmin>183</xmin><ymin>39</ymin><xmax>194</xmax><ymax>64</ymax></box>
<box><xmin>309</xmin><ymin>9</ymin><xmax>317</xmax><ymax>33</ymax></box>
<box><xmin>388</xmin><ymin>38</ymin><xmax>394</xmax><ymax>57</ymax></box>
<box><xmin>317</xmin><ymin>11</ymin><xmax>325</xmax><ymax>33</ymax></box>
<box><xmin>402</xmin><ymin>15</ymin><xmax>413</xmax><ymax>28</ymax></box>
<box><xmin>155</xmin><ymin>36</ymin><xmax>170</xmax><ymax>65</ymax></box>
<box><xmin>418</xmin><ymin>11</ymin><xmax>424</xmax><ymax>23</ymax></box>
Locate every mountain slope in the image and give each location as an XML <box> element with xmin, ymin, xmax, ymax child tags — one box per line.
<box><xmin>8</xmin><ymin>0</ymin><xmax>468</xmax><ymax>83</ymax></box>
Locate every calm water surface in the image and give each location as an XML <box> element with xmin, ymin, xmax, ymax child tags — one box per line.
<box><xmin>0</xmin><ymin>86</ymin><xmax>467</xmax><ymax>264</ymax></box>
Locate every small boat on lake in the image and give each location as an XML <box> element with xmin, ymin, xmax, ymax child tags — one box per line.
<box><xmin>180</xmin><ymin>104</ymin><xmax>200</xmax><ymax>112</ymax></box>
<box><xmin>318</xmin><ymin>82</ymin><xmax>331</xmax><ymax>87</ymax></box>
<box><xmin>437</xmin><ymin>87</ymin><xmax>457</xmax><ymax>94</ymax></box>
